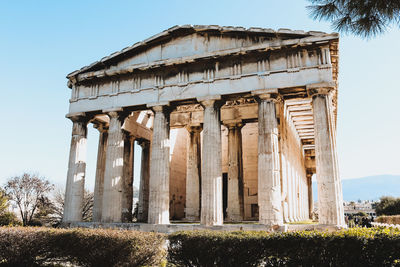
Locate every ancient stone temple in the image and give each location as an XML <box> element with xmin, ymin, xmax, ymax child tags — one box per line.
<box><xmin>63</xmin><ymin>25</ymin><xmax>345</xmax><ymax>229</ymax></box>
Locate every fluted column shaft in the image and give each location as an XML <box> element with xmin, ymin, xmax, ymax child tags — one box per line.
<box><xmin>93</xmin><ymin>124</ymin><xmax>108</xmax><ymax>222</ymax></box>
<box><xmin>122</xmin><ymin>133</ymin><xmax>135</xmax><ymax>222</ymax></box>
<box><xmin>148</xmin><ymin>105</ymin><xmax>170</xmax><ymax>224</ymax></box>
<box><xmin>257</xmin><ymin>95</ymin><xmax>283</xmax><ymax>226</ymax></box>
<box><xmin>307</xmin><ymin>174</ymin><xmax>313</xmax><ymax>219</ymax></box>
<box><xmin>200</xmin><ymin>99</ymin><xmax>223</xmax><ymax>226</ymax></box>
<box><xmin>101</xmin><ymin>111</ymin><xmax>127</xmax><ymax>222</ymax></box>
<box><xmin>226</xmin><ymin>122</ymin><xmax>244</xmax><ymax>222</ymax></box>
<box><xmin>185</xmin><ymin>126</ymin><xmax>202</xmax><ymax>221</ymax></box>
<box><xmin>312</xmin><ymin>89</ymin><xmax>345</xmax><ymax>226</ymax></box>
<box><xmin>63</xmin><ymin>115</ymin><xmax>88</xmax><ymax>222</ymax></box>
<box><xmin>288</xmin><ymin>167</ymin><xmax>295</xmax><ymax>222</ymax></box>
<box><xmin>138</xmin><ymin>139</ymin><xmax>150</xmax><ymax>222</ymax></box>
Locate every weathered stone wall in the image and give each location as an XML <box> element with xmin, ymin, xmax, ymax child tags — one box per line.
<box><xmin>169</xmin><ymin>128</ymin><xmax>187</xmax><ymax>220</ymax></box>
<box><xmin>241</xmin><ymin>123</ymin><xmax>258</xmax><ymax>220</ymax></box>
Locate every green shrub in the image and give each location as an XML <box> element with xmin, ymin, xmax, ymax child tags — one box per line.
<box><xmin>0</xmin><ymin>212</ymin><xmax>21</xmax><ymax>226</ymax></box>
<box><xmin>168</xmin><ymin>228</ymin><xmax>400</xmax><ymax>267</ymax></box>
<box><xmin>53</xmin><ymin>228</ymin><xmax>166</xmax><ymax>267</ymax></box>
<box><xmin>377</xmin><ymin>215</ymin><xmax>400</xmax><ymax>225</ymax></box>
<box><xmin>0</xmin><ymin>227</ymin><xmax>52</xmax><ymax>266</ymax></box>
<box><xmin>0</xmin><ymin>227</ymin><xmax>166</xmax><ymax>267</ymax></box>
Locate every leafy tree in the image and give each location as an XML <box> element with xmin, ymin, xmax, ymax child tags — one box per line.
<box><xmin>4</xmin><ymin>173</ymin><xmax>54</xmax><ymax>226</ymax></box>
<box><xmin>0</xmin><ymin>188</ymin><xmax>21</xmax><ymax>225</ymax></box>
<box><xmin>308</xmin><ymin>0</ymin><xmax>400</xmax><ymax>37</ymax></box>
<box><xmin>0</xmin><ymin>189</ymin><xmax>8</xmax><ymax>214</ymax></box>
<box><xmin>375</xmin><ymin>196</ymin><xmax>400</xmax><ymax>216</ymax></box>
<box><xmin>354</xmin><ymin>211</ymin><xmax>368</xmax><ymax>217</ymax></box>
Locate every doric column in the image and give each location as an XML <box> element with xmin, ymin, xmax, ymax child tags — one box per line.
<box><xmin>137</xmin><ymin>139</ymin><xmax>150</xmax><ymax>222</ymax></box>
<box><xmin>92</xmin><ymin>123</ymin><xmax>108</xmax><ymax>222</ymax></box>
<box><xmin>307</xmin><ymin>173</ymin><xmax>313</xmax><ymax>219</ymax></box>
<box><xmin>122</xmin><ymin>132</ymin><xmax>135</xmax><ymax>222</ymax></box>
<box><xmin>198</xmin><ymin>96</ymin><xmax>223</xmax><ymax>226</ymax></box>
<box><xmin>288</xmin><ymin>169</ymin><xmax>296</xmax><ymax>222</ymax></box>
<box><xmin>63</xmin><ymin>113</ymin><xmax>88</xmax><ymax>223</ymax></box>
<box><xmin>295</xmin><ymin>173</ymin><xmax>300</xmax><ymax>221</ymax></box>
<box><xmin>185</xmin><ymin>126</ymin><xmax>202</xmax><ymax>221</ymax></box>
<box><xmin>226</xmin><ymin>121</ymin><xmax>244</xmax><ymax>222</ymax></box>
<box><xmin>148</xmin><ymin>105</ymin><xmax>170</xmax><ymax>224</ymax></box>
<box><xmin>254</xmin><ymin>91</ymin><xmax>283</xmax><ymax>226</ymax></box>
<box><xmin>101</xmin><ymin>109</ymin><xmax>128</xmax><ymax>223</ymax></box>
<box><xmin>310</xmin><ymin>87</ymin><xmax>345</xmax><ymax>226</ymax></box>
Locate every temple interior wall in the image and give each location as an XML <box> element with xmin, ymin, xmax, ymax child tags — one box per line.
<box><xmin>241</xmin><ymin>123</ymin><xmax>259</xmax><ymax>220</ymax></box>
<box><xmin>169</xmin><ymin>128</ymin><xmax>187</xmax><ymax>220</ymax></box>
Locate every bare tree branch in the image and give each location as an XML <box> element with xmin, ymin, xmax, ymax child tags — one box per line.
<box><xmin>4</xmin><ymin>173</ymin><xmax>54</xmax><ymax>226</ymax></box>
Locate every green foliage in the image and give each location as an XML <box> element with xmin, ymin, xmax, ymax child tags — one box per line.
<box><xmin>0</xmin><ymin>212</ymin><xmax>21</xmax><ymax>226</ymax></box>
<box><xmin>376</xmin><ymin>196</ymin><xmax>400</xmax><ymax>216</ymax></box>
<box><xmin>0</xmin><ymin>190</ymin><xmax>8</xmax><ymax>214</ymax></box>
<box><xmin>0</xmin><ymin>189</ymin><xmax>21</xmax><ymax>226</ymax></box>
<box><xmin>168</xmin><ymin>228</ymin><xmax>400</xmax><ymax>266</ymax></box>
<box><xmin>353</xmin><ymin>211</ymin><xmax>368</xmax><ymax>217</ymax></box>
<box><xmin>0</xmin><ymin>227</ymin><xmax>166</xmax><ymax>267</ymax></box>
<box><xmin>307</xmin><ymin>0</ymin><xmax>400</xmax><ymax>38</ymax></box>
<box><xmin>377</xmin><ymin>215</ymin><xmax>400</xmax><ymax>225</ymax></box>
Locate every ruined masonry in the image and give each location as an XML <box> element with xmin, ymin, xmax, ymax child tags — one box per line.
<box><xmin>63</xmin><ymin>25</ymin><xmax>345</xmax><ymax>229</ymax></box>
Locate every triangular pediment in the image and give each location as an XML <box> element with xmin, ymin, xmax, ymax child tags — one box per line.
<box><xmin>67</xmin><ymin>25</ymin><xmax>334</xmax><ymax>80</ymax></box>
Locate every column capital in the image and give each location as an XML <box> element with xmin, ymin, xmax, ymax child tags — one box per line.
<box><xmin>93</xmin><ymin>122</ymin><xmax>108</xmax><ymax>133</ymax></box>
<box><xmin>185</xmin><ymin>125</ymin><xmax>202</xmax><ymax>133</ymax></box>
<box><xmin>306</xmin><ymin>82</ymin><xmax>336</xmax><ymax>98</ymax></box>
<box><xmin>251</xmin><ymin>89</ymin><xmax>281</xmax><ymax>103</ymax></box>
<box><xmin>66</xmin><ymin>112</ymin><xmax>89</xmax><ymax>123</ymax></box>
<box><xmin>197</xmin><ymin>95</ymin><xmax>222</xmax><ymax>108</ymax></box>
<box><xmin>123</xmin><ymin>129</ymin><xmax>135</xmax><ymax>140</ymax></box>
<box><xmin>147</xmin><ymin>102</ymin><xmax>169</xmax><ymax>112</ymax></box>
<box><xmin>223</xmin><ymin>119</ymin><xmax>243</xmax><ymax>130</ymax></box>
<box><xmin>102</xmin><ymin>108</ymin><xmax>130</xmax><ymax>122</ymax></box>
<box><xmin>137</xmin><ymin>138</ymin><xmax>150</xmax><ymax>148</ymax></box>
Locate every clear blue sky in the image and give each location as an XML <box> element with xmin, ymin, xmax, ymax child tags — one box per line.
<box><xmin>0</xmin><ymin>0</ymin><xmax>399</xmax><ymax>191</ymax></box>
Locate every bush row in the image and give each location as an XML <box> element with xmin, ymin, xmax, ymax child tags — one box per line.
<box><xmin>0</xmin><ymin>227</ymin><xmax>166</xmax><ymax>267</ymax></box>
<box><xmin>377</xmin><ymin>215</ymin><xmax>400</xmax><ymax>225</ymax></box>
<box><xmin>168</xmin><ymin>228</ymin><xmax>400</xmax><ymax>267</ymax></box>
<box><xmin>2</xmin><ymin>227</ymin><xmax>400</xmax><ymax>266</ymax></box>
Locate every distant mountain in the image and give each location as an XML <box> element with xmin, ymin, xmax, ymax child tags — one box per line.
<box><xmin>313</xmin><ymin>175</ymin><xmax>400</xmax><ymax>202</ymax></box>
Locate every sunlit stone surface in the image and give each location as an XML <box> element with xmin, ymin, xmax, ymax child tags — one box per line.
<box><xmin>63</xmin><ymin>25</ymin><xmax>344</xmax><ymax>229</ymax></box>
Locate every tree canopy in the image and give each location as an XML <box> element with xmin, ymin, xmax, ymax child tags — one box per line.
<box><xmin>308</xmin><ymin>0</ymin><xmax>400</xmax><ymax>38</ymax></box>
<box><xmin>375</xmin><ymin>196</ymin><xmax>400</xmax><ymax>216</ymax></box>
<box><xmin>5</xmin><ymin>173</ymin><xmax>53</xmax><ymax>226</ymax></box>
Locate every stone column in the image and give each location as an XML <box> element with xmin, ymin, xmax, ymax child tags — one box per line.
<box><xmin>122</xmin><ymin>133</ymin><xmax>135</xmax><ymax>222</ymax></box>
<box><xmin>198</xmin><ymin>97</ymin><xmax>223</xmax><ymax>226</ymax></box>
<box><xmin>311</xmin><ymin>87</ymin><xmax>345</xmax><ymax>227</ymax></box>
<box><xmin>255</xmin><ymin>92</ymin><xmax>283</xmax><ymax>227</ymax></box>
<box><xmin>307</xmin><ymin>173</ymin><xmax>313</xmax><ymax>219</ymax></box>
<box><xmin>63</xmin><ymin>113</ymin><xmax>88</xmax><ymax>223</ymax></box>
<box><xmin>295</xmin><ymin>173</ymin><xmax>300</xmax><ymax>221</ymax></box>
<box><xmin>101</xmin><ymin>110</ymin><xmax>128</xmax><ymax>223</ymax></box>
<box><xmin>288</xmin><ymin>167</ymin><xmax>295</xmax><ymax>222</ymax></box>
<box><xmin>148</xmin><ymin>105</ymin><xmax>170</xmax><ymax>224</ymax></box>
<box><xmin>92</xmin><ymin>123</ymin><xmax>108</xmax><ymax>222</ymax></box>
<box><xmin>137</xmin><ymin>139</ymin><xmax>150</xmax><ymax>222</ymax></box>
<box><xmin>226</xmin><ymin>122</ymin><xmax>244</xmax><ymax>222</ymax></box>
<box><xmin>185</xmin><ymin>126</ymin><xmax>202</xmax><ymax>221</ymax></box>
